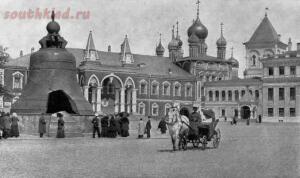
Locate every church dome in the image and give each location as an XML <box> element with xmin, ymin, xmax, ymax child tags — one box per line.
<box><xmin>46</xmin><ymin>21</ymin><xmax>60</xmax><ymax>34</ymax></box>
<box><xmin>187</xmin><ymin>18</ymin><xmax>208</xmax><ymax>40</ymax></box>
<box><xmin>168</xmin><ymin>38</ymin><xmax>178</xmax><ymax>49</ymax></box>
<box><xmin>216</xmin><ymin>35</ymin><xmax>227</xmax><ymax>46</ymax></box>
<box><xmin>156</xmin><ymin>42</ymin><xmax>165</xmax><ymax>54</ymax></box>
<box><xmin>176</xmin><ymin>37</ymin><xmax>183</xmax><ymax>47</ymax></box>
<box><xmin>228</xmin><ymin>57</ymin><xmax>239</xmax><ymax>68</ymax></box>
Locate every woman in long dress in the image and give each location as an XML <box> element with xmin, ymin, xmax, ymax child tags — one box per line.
<box><xmin>56</xmin><ymin>113</ymin><xmax>65</xmax><ymax>138</ymax></box>
<box><xmin>10</xmin><ymin>113</ymin><xmax>19</xmax><ymax>137</ymax></box>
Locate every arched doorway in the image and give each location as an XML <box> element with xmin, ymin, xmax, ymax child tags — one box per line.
<box><xmin>124</xmin><ymin>77</ymin><xmax>136</xmax><ymax>114</ymax></box>
<box><xmin>241</xmin><ymin>106</ymin><xmax>250</xmax><ymax>119</ymax></box>
<box><xmin>88</xmin><ymin>76</ymin><xmax>99</xmax><ymax>112</ymax></box>
<box><xmin>101</xmin><ymin>76</ymin><xmax>122</xmax><ymax>114</ymax></box>
<box><xmin>47</xmin><ymin>90</ymin><xmax>78</xmax><ymax>114</ymax></box>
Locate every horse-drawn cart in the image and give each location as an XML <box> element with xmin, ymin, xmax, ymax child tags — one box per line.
<box><xmin>178</xmin><ymin>109</ymin><xmax>221</xmax><ymax>150</ymax></box>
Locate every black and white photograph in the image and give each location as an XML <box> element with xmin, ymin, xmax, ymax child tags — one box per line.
<box><xmin>0</xmin><ymin>0</ymin><xmax>299</xmax><ymax>177</ymax></box>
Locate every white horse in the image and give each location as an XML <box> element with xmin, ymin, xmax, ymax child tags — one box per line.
<box><xmin>165</xmin><ymin>107</ymin><xmax>190</xmax><ymax>151</ymax></box>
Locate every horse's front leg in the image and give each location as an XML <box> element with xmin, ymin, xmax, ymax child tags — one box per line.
<box><xmin>172</xmin><ymin>136</ymin><xmax>176</xmax><ymax>151</ymax></box>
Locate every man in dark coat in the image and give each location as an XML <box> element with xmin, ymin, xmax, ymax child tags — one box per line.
<box><xmin>145</xmin><ymin>117</ymin><xmax>152</xmax><ymax>138</ymax></box>
<box><xmin>120</xmin><ymin>113</ymin><xmax>129</xmax><ymax>137</ymax></box>
<box><xmin>108</xmin><ymin>115</ymin><xmax>117</xmax><ymax>138</ymax></box>
<box><xmin>39</xmin><ymin>113</ymin><xmax>47</xmax><ymax>138</ymax></box>
<box><xmin>56</xmin><ymin>113</ymin><xmax>65</xmax><ymax>138</ymax></box>
<box><xmin>3</xmin><ymin>113</ymin><xmax>11</xmax><ymax>139</ymax></box>
<box><xmin>158</xmin><ymin>117</ymin><xmax>167</xmax><ymax>134</ymax></box>
<box><xmin>189</xmin><ymin>106</ymin><xmax>201</xmax><ymax>135</ymax></box>
<box><xmin>114</xmin><ymin>114</ymin><xmax>121</xmax><ymax>136</ymax></box>
<box><xmin>92</xmin><ymin>113</ymin><xmax>100</xmax><ymax>138</ymax></box>
<box><xmin>100</xmin><ymin>115</ymin><xmax>109</xmax><ymax>137</ymax></box>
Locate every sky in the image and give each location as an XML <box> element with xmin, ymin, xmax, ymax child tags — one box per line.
<box><xmin>0</xmin><ymin>0</ymin><xmax>299</xmax><ymax>77</ymax></box>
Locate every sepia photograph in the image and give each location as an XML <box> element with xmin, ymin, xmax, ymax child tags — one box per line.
<box><xmin>0</xmin><ymin>0</ymin><xmax>299</xmax><ymax>177</ymax></box>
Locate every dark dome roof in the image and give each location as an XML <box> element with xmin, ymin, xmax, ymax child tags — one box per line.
<box><xmin>168</xmin><ymin>38</ymin><xmax>178</xmax><ymax>49</ymax></box>
<box><xmin>187</xmin><ymin>18</ymin><xmax>208</xmax><ymax>39</ymax></box>
<box><xmin>216</xmin><ymin>35</ymin><xmax>227</xmax><ymax>46</ymax></box>
<box><xmin>46</xmin><ymin>21</ymin><xmax>60</xmax><ymax>34</ymax></box>
<box><xmin>188</xmin><ymin>33</ymin><xmax>200</xmax><ymax>43</ymax></box>
<box><xmin>156</xmin><ymin>42</ymin><xmax>165</xmax><ymax>53</ymax></box>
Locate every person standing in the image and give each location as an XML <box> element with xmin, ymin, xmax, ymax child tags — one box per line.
<box><xmin>158</xmin><ymin>117</ymin><xmax>167</xmax><ymax>134</ymax></box>
<box><xmin>100</xmin><ymin>115</ymin><xmax>109</xmax><ymax>137</ymax></box>
<box><xmin>258</xmin><ymin>115</ymin><xmax>262</xmax><ymax>123</ymax></box>
<box><xmin>137</xmin><ymin>118</ymin><xmax>144</xmax><ymax>139</ymax></box>
<box><xmin>115</xmin><ymin>113</ymin><xmax>121</xmax><ymax>136</ymax></box>
<box><xmin>120</xmin><ymin>113</ymin><xmax>129</xmax><ymax>137</ymax></box>
<box><xmin>3</xmin><ymin>113</ymin><xmax>11</xmax><ymax>139</ymax></box>
<box><xmin>56</xmin><ymin>113</ymin><xmax>65</xmax><ymax>138</ymax></box>
<box><xmin>108</xmin><ymin>115</ymin><xmax>117</xmax><ymax>138</ymax></box>
<box><xmin>92</xmin><ymin>113</ymin><xmax>100</xmax><ymax>138</ymax></box>
<box><xmin>39</xmin><ymin>113</ymin><xmax>47</xmax><ymax>138</ymax></box>
<box><xmin>145</xmin><ymin>117</ymin><xmax>152</xmax><ymax>138</ymax></box>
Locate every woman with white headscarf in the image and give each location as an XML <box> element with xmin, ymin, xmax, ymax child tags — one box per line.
<box><xmin>10</xmin><ymin>113</ymin><xmax>20</xmax><ymax>137</ymax></box>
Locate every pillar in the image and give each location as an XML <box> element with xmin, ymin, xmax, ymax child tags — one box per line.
<box><xmin>83</xmin><ymin>86</ymin><xmax>89</xmax><ymax>101</ymax></box>
<box><xmin>115</xmin><ymin>89</ymin><xmax>120</xmax><ymax>113</ymax></box>
<box><xmin>132</xmin><ymin>89</ymin><xmax>137</xmax><ymax>114</ymax></box>
<box><xmin>96</xmin><ymin>86</ymin><xmax>102</xmax><ymax>113</ymax></box>
<box><xmin>238</xmin><ymin>107</ymin><xmax>241</xmax><ymax>119</ymax></box>
<box><xmin>212</xmin><ymin>90</ymin><xmax>216</xmax><ymax>102</ymax></box>
<box><xmin>126</xmin><ymin>89</ymin><xmax>132</xmax><ymax>113</ymax></box>
<box><xmin>250</xmin><ymin>107</ymin><xmax>253</xmax><ymax>119</ymax></box>
<box><xmin>120</xmin><ymin>87</ymin><xmax>125</xmax><ymax>112</ymax></box>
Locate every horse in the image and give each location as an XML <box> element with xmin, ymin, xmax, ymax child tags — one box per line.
<box><xmin>165</xmin><ymin>107</ymin><xmax>190</xmax><ymax>151</ymax></box>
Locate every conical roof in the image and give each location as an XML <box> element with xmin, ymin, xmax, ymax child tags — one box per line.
<box><xmin>86</xmin><ymin>31</ymin><xmax>96</xmax><ymax>51</ymax></box>
<box><xmin>121</xmin><ymin>35</ymin><xmax>131</xmax><ymax>54</ymax></box>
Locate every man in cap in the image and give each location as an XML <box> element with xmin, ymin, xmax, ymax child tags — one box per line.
<box><xmin>92</xmin><ymin>113</ymin><xmax>100</xmax><ymax>138</ymax></box>
<box><xmin>189</xmin><ymin>105</ymin><xmax>202</xmax><ymax>135</ymax></box>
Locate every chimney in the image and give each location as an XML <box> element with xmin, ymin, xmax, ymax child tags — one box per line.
<box><xmin>288</xmin><ymin>38</ymin><xmax>292</xmax><ymax>51</ymax></box>
<box><xmin>277</xmin><ymin>34</ymin><xmax>281</xmax><ymax>41</ymax></box>
<box><xmin>108</xmin><ymin>45</ymin><xmax>111</xmax><ymax>52</ymax></box>
<box><xmin>31</xmin><ymin>47</ymin><xmax>35</xmax><ymax>53</ymax></box>
<box><xmin>19</xmin><ymin>50</ymin><xmax>23</xmax><ymax>57</ymax></box>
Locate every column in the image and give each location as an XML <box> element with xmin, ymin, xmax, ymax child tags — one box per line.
<box><xmin>96</xmin><ymin>86</ymin><xmax>102</xmax><ymax>113</ymax></box>
<box><xmin>250</xmin><ymin>107</ymin><xmax>253</xmax><ymax>119</ymax></box>
<box><xmin>238</xmin><ymin>107</ymin><xmax>241</xmax><ymax>119</ymax></box>
<box><xmin>126</xmin><ymin>89</ymin><xmax>132</xmax><ymax>113</ymax></box>
<box><xmin>132</xmin><ymin>89</ymin><xmax>137</xmax><ymax>114</ymax></box>
<box><xmin>120</xmin><ymin>87</ymin><xmax>125</xmax><ymax>112</ymax></box>
<box><xmin>83</xmin><ymin>86</ymin><xmax>89</xmax><ymax>101</ymax></box>
<box><xmin>115</xmin><ymin>89</ymin><xmax>120</xmax><ymax>113</ymax></box>
<box><xmin>212</xmin><ymin>90</ymin><xmax>216</xmax><ymax>102</ymax></box>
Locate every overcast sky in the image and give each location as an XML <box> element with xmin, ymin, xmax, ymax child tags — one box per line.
<box><xmin>0</xmin><ymin>0</ymin><xmax>299</xmax><ymax>76</ymax></box>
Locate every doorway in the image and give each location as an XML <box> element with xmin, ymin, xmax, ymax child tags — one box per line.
<box><xmin>46</xmin><ymin>90</ymin><xmax>78</xmax><ymax>114</ymax></box>
<box><xmin>241</xmin><ymin>106</ymin><xmax>250</xmax><ymax>119</ymax></box>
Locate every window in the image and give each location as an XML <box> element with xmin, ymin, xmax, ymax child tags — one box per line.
<box><xmin>290</xmin><ymin>87</ymin><xmax>296</xmax><ymax>100</ymax></box>
<box><xmin>221</xmin><ymin>109</ymin><xmax>225</xmax><ymax>117</ymax></box>
<box><xmin>185</xmin><ymin>84</ymin><xmax>192</xmax><ymax>97</ymax></box>
<box><xmin>209</xmin><ymin>91</ymin><xmax>213</xmax><ymax>101</ymax></box>
<box><xmin>228</xmin><ymin>91</ymin><xmax>232</xmax><ymax>101</ymax></box>
<box><xmin>290</xmin><ymin>66</ymin><xmax>296</xmax><ymax>75</ymax></box>
<box><xmin>139</xmin><ymin>81</ymin><xmax>147</xmax><ymax>94</ymax></box>
<box><xmin>268</xmin><ymin>67</ymin><xmax>274</xmax><ymax>76</ymax></box>
<box><xmin>279</xmin><ymin>108</ymin><xmax>284</xmax><ymax>117</ymax></box>
<box><xmin>174</xmin><ymin>83</ymin><xmax>181</xmax><ymax>96</ymax></box>
<box><xmin>222</xmin><ymin>91</ymin><xmax>226</xmax><ymax>101</ymax></box>
<box><xmin>152</xmin><ymin>103</ymin><xmax>159</xmax><ymax>116</ymax></box>
<box><xmin>279</xmin><ymin>66</ymin><xmax>285</xmax><ymax>75</ymax></box>
<box><xmin>12</xmin><ymin>72</ymin><xmax>24</xmax><ymax>89</ymax></box>
<box><xmin>0</xmin><ymin>69</ymin><xmax>4</xmax><ymax>86</ymax></box>
<box><xmin>290</xmin><ymin>108</ymin><xmax>296</xmax><ymax>117</ymax></box>
<box><xmin>255</xmin><ymin>90</ymin><xmax>259</xmax><ymax>100</ymax></box>
<box><xmin>268</xmin><ymin>88</ymin><xmax>273</xmax><ymax>101</ymax></box>
<box><xmin>279</xmin><ymin>88</ymin><xmax>285</xmax><ymax>100</ymax></box>
<box><xmin>215</xmin><ymin>91</ymin><xmax>219</xmax><ymax>101</ymax></box>
<box><xmin>151</xmin><ymin>81</ymin><xmax>159</xmax><ymax>95</ymax></box>
<box><xmin>138</xmin><ymin>102</ymin><xmax>145</xmax><ymax>115</ymax></box>
<box><xmin>162</xmin><ymin>82</ymin><xmax>170</xmax><ymax>96</ymax></box>
<box><xmin>164</xmin><ymin>103</ymin><xmax>171</xmax><ymax>116</ymax></box>
<box><xmin>241</xmin><ymin>90</ymin><xmax>245</xmax><ymax>97</ymax></box>
<box><xmin>234</xmin><ymin>90</ymin><xmax>239</xmax><ymax>101</ymax></box>
<box><xmin>251</xmin><ymin>55</ymin><xmax>256</xmax><ymax>66</ymax></box>
<box><xmin>268</xmin><ymin>108</ymin><xmax>273</xmax><ymax>117</ymax></box>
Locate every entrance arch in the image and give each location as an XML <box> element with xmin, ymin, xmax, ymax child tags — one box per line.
<box><xmin>124</xmin><ymin>77</ymin><xmax>136</xmax><ymax>114</ymax></box>
<box><xmin>47</xmin><ymin>90</ymin><xmax>78</xmax><ymax>114</ymax></box>
<box><xmin>87</xmin><ymin>75</ymin><xmax>99</xmax><ymax>112</ymax></box>
<box><xmin>241</xmin><ymin>106</ymin><xmax>250</xmax><ymax>119</ymax></box>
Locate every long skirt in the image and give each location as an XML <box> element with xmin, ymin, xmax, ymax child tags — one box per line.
<box><xmin>10</xmin><ymin>125</ymin><xmax>19</xmax><ymax>137</ymax></box>
<box><xmin>56</xmin><ymin>128</ymin><xmax>65</xmax><ymax>138</ymax></box>
<box><xmin>121</xmin><ymin>129</ymin><xmax>129</xmax><ymax>137</ymax></box>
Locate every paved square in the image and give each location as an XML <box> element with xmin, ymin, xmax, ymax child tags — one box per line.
<box><xmin>0</xmin><ymin>121</ymin><xmax>299</xmax><ymax>178</ymax></box>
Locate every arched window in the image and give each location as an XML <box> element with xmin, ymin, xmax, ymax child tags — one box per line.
<box><xmin>228</xmin><ymin>91</ymin><xmax>232</xmax><ymax>101</ymax></box>
<box><xmin>152</xmin><ymin>103</ymin><xmax>159</xmax><ymax>116</ymax></box>
<box><xmin>139</xmin><ymin>80</ymin><xmax>147</xmax><ymax>95</ymax></box>
<box><xmin>12</xmin><ymin>72</ymin><xmax>24</xmax><ymax>89</ymax></box>
<box><xmin>174</xmin><ymin>82</ymin><xmax>181</xmax><ymax>96</ymax></box>
<box><xmin>164</xmin><ymin>103</ymin><xmax>171</xmax><ymax>116</ymax></box>
<box><xmin>138</xmin><ymin>102</ymin><xmax>145</xmax><ymax>115</ymax></box>
<box><xmin>215</xmin><ymin>91</ymin><xmax>219</xmax><ymax>101</ymax></box>
<box><xmin>209</xmin><ymin>91</ymin><xmax>213</xmax><ymax>101</ymax></box>
<box><xmin>185</xmin><ymin>83</ymin><xmax>192</xmax><ymax>97</ymax></box>
<box><xmin>255</xmin><ymin>90</ymin><xmax>259</xmax><ymax>99</ymax></box>
<box><xmin>151</xmin><ymin>81</ymin><xmax>159</xmax><ymax>95</ymax></box>
<box><xmin>222</xmin><ymin>91</ymin><xmax>226</xmax><ymax>101</ymax></box>
<box><xmin>234</xmin><ymin>90</ymin><xmax>239</xmax><ymax>101</ymax></box>
<box><xmin>252</xmin><ymin>55</ymin><xmax>256</xmax><ymax>66</ymax></box>
<box><xmin>162</xmin><ymin>82</ymin><xmax>170</xmax><ymax>96</ymax></box>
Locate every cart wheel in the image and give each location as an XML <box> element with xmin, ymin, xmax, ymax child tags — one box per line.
<box><xmin>202</xmin><ymin>136</ymin><xmax>207</xmax><ymax>150</ymax></box>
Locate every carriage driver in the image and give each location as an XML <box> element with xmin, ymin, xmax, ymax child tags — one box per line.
<box><xmin>190</xmin><ymin>105</ymin><xmax>202</xmax><ymax>123</ymax></box>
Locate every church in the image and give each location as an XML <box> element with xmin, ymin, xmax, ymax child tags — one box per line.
<box><xmin>0</xmin><ymin>4</ymin><xmax>299</xmax><ymax>122</ymax></box>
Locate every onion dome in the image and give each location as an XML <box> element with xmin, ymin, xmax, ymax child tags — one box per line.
<box><xmin>156</xmin><ymin>34</ymin><xmax>165</xmax><ymax>56</ymax></box>
<box><xmin>188</xmin><ymin>33</ymin><xmax>200</xmax><ymax>43</ymax></box>
<box><xmin>228</xmin><ymin>47</ymin><xmax>239</xmax><ymax>67</ymax></box>
<box><xmin>187</xmin><ymin>18</ymin><xmax>208</xmax><ymax>39</ymax></box>
<box><xmin>216</xmin><ymin>23</ymin><xmax>227</xmax><ymax>46</ymax></box>
<box><xmin>46</xmin><ymin>11</ymin><xmax>60</xmax><ymax>34</ymax></box>
<box><xmin>168</xmin><ymin>26</ymin><xmax>178</xmax><ymax>49</ymax></box>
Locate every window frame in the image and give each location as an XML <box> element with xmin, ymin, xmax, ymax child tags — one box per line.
<box><xmin>279</xmin><ymin>66</ymin><xmax>285</xmax><ymax>76</ymax></box>
<box><xmin>268</xmin><ymin>108</ymin><xmax>274</xmax><ymax>117</ymax></box>
<box><xmin>151</xmin><ymin>103</ymin><xmax>159</xmax><ymax>116</ymax></box>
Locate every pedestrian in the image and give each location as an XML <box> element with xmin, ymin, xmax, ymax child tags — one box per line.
<box><xmin>137</xmin><ymin>118</ymin><xmax>144</xmax><ymax>139</ymax></box>
<box><xmin>100</xmin><ymin>115</ymin><xmax>109</xmax><ymax>137</ymax></box>
<box><xmin>145</xmin><ymin>116</ymin><xmax>152</xmax><ymax>138</ymax></box>
<box><xmin>92</xmin><ymin>113</ymin><xmax>100</xmax><ymax>138</ymax></box>
<box><xmin>3</xmin><ymin>113</ymin><xmax>11</xmax><ymax>139</ymax></box>
<box><xmin>115</xmin><ymin>113</ymin><xmax>121</xmax><ymax>136</ymax></box>
<box><xmin>108</xmin><ymin>115</ymin><xmax>117</xmax><ymax>138</ymax></box>
<box><xmin>10</xmin><ymin>113</ymin><xmax>20</xmax><ymax>137</ymax></box>
<box><xmin>157</xmin><ymin>117</ymin><xmax>167</xmax><ymax>134</ymax></box>
<box><xmin>246</xmin><ymin>117</ymin><xmax>250</xmax><ymax>125</ymax></box>
<box><xmin>258</xmin><ymin>115</ymin><xmax>262</xmax><ymax>123</ymax></box>
<box><xmin>56</xmin><ymin>113</ymin><xmax>65</xmax><ymax>138</ymax></box>
<box><xmin>120</xmin><ymin>112</ymin><xmax>129</xmax><ymax>137</ymax></box>
<box><xmin>39</xmin><ymin>113</ymin><xmax>47</xmax><ymax>138</ymax></box>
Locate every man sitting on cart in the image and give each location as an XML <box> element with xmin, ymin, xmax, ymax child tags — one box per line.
<box><xmin>189</xmin><ymin>105</ymin><xmax>202</xmax><ymax>136</ymax></box>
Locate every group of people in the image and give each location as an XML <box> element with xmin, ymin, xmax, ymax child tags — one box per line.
<box><xmin>91</xmin><ymin>112</ymin><xmax>130</xmax><ymax>138</ymax></box>
<box><xmin>0</xmin><ymin>112</ymin><xmax>20</xmax><ymax>139</ymax></box>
